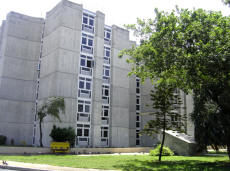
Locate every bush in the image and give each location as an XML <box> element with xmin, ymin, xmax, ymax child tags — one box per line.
<box><xmin>50</xmin><ymin>125</ymin><xmax>76</xmax><ymax>147</ymax></box>
<box><xmin>149</xmin><ymin>144</ymin><xmax>174</xmax><ymax>156</ymax></box>
<box><xmin>0</xmin><ymin>135</ymin><xmax>7</xmax><ymax>145</ymax></box>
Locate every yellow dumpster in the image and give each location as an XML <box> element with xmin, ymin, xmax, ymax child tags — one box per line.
<box><xmin>50</xmin><ymin>142</ymin><xmax>70</xmax><ymax>153</ymax></box>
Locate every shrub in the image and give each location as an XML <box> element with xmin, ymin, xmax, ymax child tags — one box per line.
<box><xmin>149</xmin><ymin>144</ymin><xmax>174</xmax><ymax>156</ymax></box>
<box><xmin>0</xmin><ymin>135</ymin><xmax>7</xmax><ymax>145</ymax></box>
<box><xmin>50</xmin><ymin>125</ymin><xmax>76</xmax><ymax>147</ymax></box>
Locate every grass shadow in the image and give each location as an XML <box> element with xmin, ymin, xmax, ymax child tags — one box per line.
<box><xmin>114</xmin><ymin>159</ymin><xmax>230</xmax><ymax>171</ymax></box>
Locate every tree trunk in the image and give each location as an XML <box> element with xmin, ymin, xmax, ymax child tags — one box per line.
<box><xmin>227</xmin><ymin>143</ymin><xmax>230</xmax><ymax>160</ymax></box>
<box><xmin>159</xmin><ymin>113</ymin><xmax>166</xmax><ymax>162</ymax></box>
<box><xmin>39</xmin><ymin>121</ymin><xmax>43</xmax><ymax>147</ymax></box>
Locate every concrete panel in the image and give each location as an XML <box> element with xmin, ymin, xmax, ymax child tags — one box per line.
<box><xmin>112</xmin><ymin>25</ymin><xmax>132</xmax><ymax>50</ymax></box>
<box><xmin>111</xmin><ymin>86</ymin><xmax>129</xmax><ymax>108</ymax></box>
<box><xmin>4</xmin><ymin>36</ymin><xmax>40</xmax><ymax>61</ymax></box>
<box><xmin>92</xmin><ymin>125</ymin><xmax>101</xmax><ymax>147</ymax></box>
<box><xmin>42</xmin><ymin>28</ymin><xmax>60</xmax><ymax>57</ymax></box>
<box><xmin>0</xmin><ymin>122</ymin><xmax>33</xmax><ymax>146</ymax></box>
<box><xmin>7</xmin><ymin>14</ymin><xmax>43</xmax><ymax>42</ymax></box>
<box><xmin>2</xmin><ymin>57</ymin><xmax>37</xmax><ymax>81</ymax></box>
<box><xmin>111</xmin><ymin>48</ymin><xmax>131</xmax><ymax>70</ymax></box>
<box><xmin>129</xmin><ymin>128</ymin><xmax>136</xmax><ymax>147</ymax></box>
<box><xmin>141</xmin><ymin>79</ymin><xmax>153</xmax><ymax>96</ymax></box>
<box><xmin>92</xmin><ymin>78</ymin><xmax>102</xmax><ymax>102</ymax></box>
<box><xmin>0</xmin><ymin>77</ymin><xmax>35</xmax><ymax>101</ymax></box>
<box><xmin>141</xmin><ymin>134</ymin><xmax>157</xmax><ymax>147</ymax></box>
<box><xmin>111</xmin><ymin>127</ymin><xmax>129</xmax><ymax>147</ymax></box>
<box><xmin>40</xmin><ymin>50</ymin><xmax>58</xmax><ymax>78</ymax></box>
<box><xmin>94</xmin><ymin>37</ymin><xmax>104</xmax><ymax>59</ymax></box>
<box><xmin>57</xmin><ymin>49</ymin><xmax>79</xmax><ymax>74</ymax></box>
<box><xmin>186</xmin><ymin>94</ymin><xmax>194</xmax><ymax>137</ymax></box>
<box><xmin>38</xmin><ymin>74</ymin><xmax>57</xmax><ymax>99</ymax></box>
<box><xmin>0</xmin><ymin>99</ymin><xmax>34</xmax><ymax>123</ymax></box>
<box><xmin>62</xmin><ymin>5</ymin><xmax>82</xmax><ymax>30</ymax></box>
<box><xmin>141</xmin><ymin>94</ymin><xmax>153</xmax><ymax>113</ymax></box>
<box><xmin>59</xmin><ymin>27</ymin><xmax>81</xmax><ymax>51</ymax></box>
<box><xmin>56</xmin><ymin>72</ymin><xmax>77</xmax><ymax>98</ymax></box>
<box><xmin>112</xmin><ymin>67</ymin><xmax>129</xmax><ymax>89</ymax></box>
<box><xmin>95</xmin><ymin>11</ymin><xmax>105</xmax><ymax>38</ymax></box>
<box><xmin>93</xmin><ymin>58</ymin><xmax>103</xmax><ymax>79</ymax></box>
<box><xmin>92</xmin><ymin>101</ymin><xmax>102</xmax><ymax>125</ymax></box>
<box><xmin>44</xmin><ymin>4</ymin><xmax>63</xmax><ymax>36</ymax></box>
<box><xmin>111</xmin><ymin>107</ymin><xmax>129</xmax><ymax>127</ymax></box>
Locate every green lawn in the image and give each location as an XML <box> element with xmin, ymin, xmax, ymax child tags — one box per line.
<box><xmin>0</xmin><ymin>155</ymin><xmax>229</xmax><ymax>170</ymax></box>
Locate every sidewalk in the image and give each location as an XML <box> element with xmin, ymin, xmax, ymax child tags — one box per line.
<box><xmin>0</xmin><ymin>161</ymin><xmax>116</xmax><ymax>171</ymax></box>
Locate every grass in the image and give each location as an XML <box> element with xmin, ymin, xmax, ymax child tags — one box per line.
<box><xmin>0</xmin><ymin>154</ymin><xmax>229</xmax><ymax>170</ymax></box>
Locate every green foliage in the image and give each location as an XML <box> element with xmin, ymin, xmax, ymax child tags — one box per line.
<box><xmin>142</xmin><ymin>83</ymin><xmax>186</xmax><ymax>136</ymax></box>
<box><xmin>223</xmin><ymin>0</ymin><xmax>230</xmax><ymax>6</ymax></box>
<box><xmin>121</xmin><ymin>7</ymin><xmax>230</xmax><ymax>158</ymax></box>
<box><xmin>150</xmin><ymin>145</ymin><xmax>174</xmax><ymax>156</ymax></box>
<box><xmin>0</xmin><ymin>135</ymin><xmax>6</xmax><ymax>145</ymax></box>
<box><xmin>37</xmin><ymin>97</ymin><xmax>65</xmax><ymax>147</ymax></box>
<box><xmin>49</xmin><ymin>125</ymin><xmax>76</xmax><ymax>147</ymax></box>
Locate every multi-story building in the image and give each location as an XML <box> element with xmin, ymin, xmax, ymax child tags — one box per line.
<box><xmin>0</xmin><ymin>0</ymin><xmax>194</xmax><ymax>147</ymax></box>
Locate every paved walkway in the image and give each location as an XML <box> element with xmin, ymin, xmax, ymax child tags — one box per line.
<box><xmin>0</xmin><ymin>161</ymin><xmax>116</xmax><ymax>171</ymax></box>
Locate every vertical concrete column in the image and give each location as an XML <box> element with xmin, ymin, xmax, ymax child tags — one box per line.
<box><xmin>37</xmin><ymin>0</ymin><xmax>83</xmax><ymax>146</ymax></box>
<box><xmin>92</xmin><ymin>11</ymin><xmax>105</xmax><ymax>147</ymax></box>
<box><xmin>186</xmin><ymin>94</ymin><xmax>194</xmax><ymax>137</ymax></box>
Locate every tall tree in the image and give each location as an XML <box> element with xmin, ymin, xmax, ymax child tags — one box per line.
<box><xmin>143</xmin><ymin>82</ymin><xmax>186</xmax><ymax>162</ymax></box>
<box><xmin>120</xmin><ymin>8</ymin><xmax>230</xmax><ymax>158</ymax></box>
<box><xmin>37</xmin><ymin>97</ymin><xmax>65</xmax><ymax>147</ymax></box>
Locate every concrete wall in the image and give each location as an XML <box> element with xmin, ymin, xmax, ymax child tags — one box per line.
<box><xmin>36</xmin><ymin>0</ymin><xmax>83</xmax><ymax>147</ymax></box>
<box><xmin>0</xmin><ymin>12</ymin><xmax>43</xmax><ymax>146</ymax></box>
<box><xmin>110</xmin><ymin>25</ymin><xmax>133</xmax><ymax>147</ymax></box>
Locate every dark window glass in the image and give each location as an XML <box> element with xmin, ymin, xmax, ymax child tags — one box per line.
<box><xmin>136</xmin><ymin>88</ymin><xmax>140</xmax><ymax>94</ymax></box>
<box><xmin>87</xmin><ymin>60</ymin><xmax>92</xmax><ymax>67</ymax></box>
<box><xmin>106</xmin><ymin>50</ymin><xmax>110</xmax><ymax>57</ymax></box>
<box><xmin>77</xmin><ymin>129</ymin><xmax>82</xmax><ymax>136</ymax></box>
<box><xmin>105</xmin><ymin>89</ymin><xmax>109</xmax><ymax>96</ymax></box>
<box><xmin>106</xmin><ymin>32</ymin><xmax>110</xmax><ymax>39</ymax></box>
<box><xmin>136</xmin><ymin>105</ymin><xmax>140</xmax><ymax>110</ymax></box>
<box><xmin>136</xmin><ymin>122</ymin><xmax>140</xmax><ymax>127</ymax></box>
<box><xmin>136</xmin><ymin>133</ymin><xmax>139</xmax><ymax>138</ymax></box>
<box><xmin>78</xmin><ymin>104</ymin><xmax>83</xmax><ymax>112</ymax></box>
<box><xmin>88</xmin><ymin>39</ymin><xmax>93</xmax><ymax>46</ymax></box>
<box><xmin>84</xmin><ymin>129</ymin><xmax>89</xmax><ymax>136</ymax></box>
<box><xmin>80</xmin><ymin>59</ymin><xmax>85</xmax><ymax>66</ymax></box>
<box><xmin>104</xmin><ymin>131</ymin><xmax>108</xmax><ymax>137</ymax></box>
<box><xmin>105</xmin><ymin>70</ymin><xmax>109</xmax><ymax>76</ymax></box>
<box><xmin>136</xmin><ymin>99</ymin><xmax>139</xmax><ymax>104</ymax></box>
<box><xmin>82</xmin><ymin>37</ymin><xmax>87</xmax><ymax>45</ymax></box>
<box><xmin>136</xmin><ymin>116</ymin><xmax>140</xmax><ymax>121</ymax></box>
<box><xmin>104</xmin><ymin>109</ymin><xmax>108</xmax><ymax>116</ymax></box>
<box><xmin>86</xmin><ymin>82</ymin><xmax>91</xmax><ymax>90</ymax></box>
<box><xmin>79</xmin><ymin>81</ymin><xmax>84</xmax><ymax>89</ymax></box>
<box><xmin>85</xmin><ymin>105</ymin><xmax>90</xmax><ymax>113</ymax></box>
<box><xmin>89</xmin><ymin>19</ymin><xmax>94</xmax><ymax>26</ymax></box>
<box><xmin>136</xmin><ymin>139</ymin><xmax>140</xmax><ymax>145</ymax></box>
<box><xmin>83</xmin><ymin>17</ymin><xmax>88</xmax><ymax>24</ymax></box>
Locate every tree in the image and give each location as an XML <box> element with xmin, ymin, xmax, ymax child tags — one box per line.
<box><xmin>223</xmin><ymin>0</ymin><xmax>230</xmax><ymax>6</ymax></box>
<box><xmin>143</xmin><ymin>82</ymin><xmax>186</xmax><ymax>162</ymax></box>
<box><xmin>120</xmin><ymin>8</ymin><xmax>230</xmax><ymax>158</ymax></box>
<box><xmin>37</xmin><ymin>97</ymin><xmax>65</xmax><ymax>147</ymax></box>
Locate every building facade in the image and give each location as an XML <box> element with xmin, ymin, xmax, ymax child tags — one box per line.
<box><xmin>0</xmin><ymin>0</ymin><xmax>194</xmax><ymax>147</ymax></box>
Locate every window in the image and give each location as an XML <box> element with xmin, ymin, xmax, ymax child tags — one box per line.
<box><xmin>78</xmin><ymin>77</ymin><xmax>92</xmax><ymax>98</ymax></box>
<box><xmin>103</xmin><ymin>46</ymin><xmax>111</xmax><ymax>64</ymax></box>
<box><xmin>82</xmin><ymin>13</ymin><xmax>95</xmax><ymax>33</ymax></box>
<box><xmin>102</xmin><ymin>85</ymin><xmax>110</xmax><ymax>104</ymax></box>
<box><xmin>102</xmin><ymin>105</ymin><xmax>109</xmax><ymax>117</ymax></box>
<box><xmin>76</xmin><ymin>124</ymin><xmax>90</xmax><ymax>145</ymax></box>
<box><xmin>104</xmin><ymin>28</ymin><xmax>111</xmax><ymax>45</ymax></box>
<box><xmin>78</xmin><ymin>100</ymin><xmax>91</xmax><ymax>113</ymax></box>
<box><xmin>136</xmin><ymin>88</ymin><xmax>140</xmax><ymax>94</ymax></box>
<box><xmin>79</xmin><ymin>55</ymin><xmax>94</xmax><ymax>76</ymax></box>
<box><xmin>103</xmin><ymin>65</ymin><xmax>110</xmax><ymax>77</ymax></box>
<box><xmin>81</xmin><ymin>33</ymin><xmax>94</xmax><ymax>54</ymax></box>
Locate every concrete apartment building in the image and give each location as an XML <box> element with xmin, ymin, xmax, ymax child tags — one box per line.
<box><xmin>0</xmin><ymin>0</ymin><xmax>194</xmax><ymax>148</ymax></box>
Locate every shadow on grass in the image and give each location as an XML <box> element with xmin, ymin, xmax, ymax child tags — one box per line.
<box><xmin>114</xmin><ymin>159</ymin><xmax>230</xmax><ymax>171</ymax></box>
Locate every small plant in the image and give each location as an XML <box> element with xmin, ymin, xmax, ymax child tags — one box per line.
<box><xmin>0</xmin><ymin>135</ymin><xmax>7</xmax><ymax>145</ymax></box>
<box><xmin>150</xmin><ymin>144</ymin><xmax>174</xmax><ymax>156</ymax></box>
<box><xmin>50</xmin><ymin>125</ymin><xmax>76</xmax><ymax>147</ymax></box>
